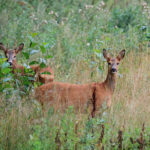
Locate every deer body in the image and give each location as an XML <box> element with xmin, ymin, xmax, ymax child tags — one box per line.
<box><xmin>35</xmin><ymin>49</ymin><xmax>125</xmax><ymax>117</ymax></box>
<box><xmin>36</xmin><ymin>82</ymin><xmax>94</xmax><ymax>112</ymax></box>
<box><xmin>35</xmin><ymin>81</ymin><xmax>113</xmax><ymax>116</ymax></box>
<box><xmin>0</xmin><ymin>43</ymin><xmax>54</xmax><ymax>83</ymax></box>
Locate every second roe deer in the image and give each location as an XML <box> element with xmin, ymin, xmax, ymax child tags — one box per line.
<box><xmin>35</xmin><ymin>49</ymin><xmax>125</xmax><ymax>117</ymax></box>
<box><xmin>0</xmin><ymin>43</ymin><xmax>54</xmax><ymax>83</ymax></box>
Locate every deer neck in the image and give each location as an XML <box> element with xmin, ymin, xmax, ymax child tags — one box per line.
<box><xmin>104</xmin><ymin>69</ymin><xmax>116</xmax><ymax>93</ymax></box>
<box><xmin>12</xmin><ymin>61</ymin><xmax>24</xmax><ymax>70</ymax></box>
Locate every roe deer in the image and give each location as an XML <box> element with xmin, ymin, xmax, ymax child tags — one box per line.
<box><xmin>0</xmin><ymin>43</ymin><xmax>54</xmax><ymax>83</ymax></box>
<box><xmin>35</xmin><ymin>49</ymin><xmax>125</xmax><ymax>117</ymax></box>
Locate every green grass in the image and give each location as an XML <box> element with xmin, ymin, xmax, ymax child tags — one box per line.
<box><xmin>0</xmin><ymin>0</ymin><xmax>150</xmax><ymax>149</ymax></box>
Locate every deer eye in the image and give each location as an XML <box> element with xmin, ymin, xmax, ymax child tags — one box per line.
<box><xmin>117</xmin><ymin>63</ymin><xmax>119</xmax><ymax>65</ymax></box>
<box><xmin>14</xmin><ymin>56</ymin><xmax>16</xmax><ymax>58</ymax></box>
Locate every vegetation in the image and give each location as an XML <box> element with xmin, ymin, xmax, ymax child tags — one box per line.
<box><xmin>0</xmin><ymin>0</ymin><xmax>150</xmax><ymax>149</ymax></box>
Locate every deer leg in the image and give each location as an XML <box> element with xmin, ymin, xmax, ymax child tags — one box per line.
<box><xmin>91</xmin><ymin>87</ymin><xmax>96</xmax><ymax>118</ymax></box>
<box><xmin>107</xmin><ymin>97</ymin><xmax>111</xmax><ymax>108</ymax></box>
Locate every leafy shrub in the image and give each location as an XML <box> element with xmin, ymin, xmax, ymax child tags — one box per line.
<box><xmin>109</xmin><ymin>6</ymin><xmax>142</xmax><ymax>31</ymax></box>
<box><xmin>0</xmin><ymin>57</ymin><xmax>13</xmax><ymax>94</ymax></box>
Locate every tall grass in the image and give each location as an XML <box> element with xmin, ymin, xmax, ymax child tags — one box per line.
<box><xmin>0</xmin><ymin>0</ymin><xmax>150</xmax><ymax>149</ymax></box>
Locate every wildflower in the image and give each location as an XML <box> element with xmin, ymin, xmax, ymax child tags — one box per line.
<box><xmin>78</xmin><ymin>9</ymin><xmax>82</xmax><ymax>13</ymax></box>
<box><xmin>61</xmin><ymin>21</ymin><xmax>64</xmax><ymax>25</ymax></box>
<box><xmin>55</xmin><ymin>12</ymin><xmax>58</xmax><ymax>17</ymax></box>
<box><xmin>49</xmin><ymin>11</ymin><xmax>54</xmax><ymax>15</ymax></box>
<box><xmin>85</xmin><ymin>5</ymin><xmax>93</xmax><ymax>9</ymax></box>
<box><xmin>142</xmin><ymin>2</ymin><xmax>147</xmax><ymax>6</ymax></box>
<box><xmin>87</xmin><ymin>43</ymin><xmax>90</xmax><ymax>46</ymax></box>
<box><xmin>100</xmin><ymin>1</ymin><xmax>105</xmax><ymax>6</ymax></box>
<box><xmin>42</xmin><ymin>20</ymin><xmax>48</xmax><ymax>24</ymax></box>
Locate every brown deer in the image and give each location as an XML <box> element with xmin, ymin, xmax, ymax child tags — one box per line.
<box><xmin>35</xmin><ymin>49</ymin><xmax>125</xmax><ymax>117</ymax></box>
<box><xmin>0</xmin><ymin>43</ymin><xmax>54</xmax><ymax>83</ymax></box>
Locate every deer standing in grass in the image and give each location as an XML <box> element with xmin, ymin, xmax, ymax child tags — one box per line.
<box><xmin>35</xmin><ymin>49</ymin><xmax>125</xmax><ymax>117</ymax></box>
<box><xmin>0</xmin><ymin>43</ymin><xmax>54</xmax><ymax>83</ymax></box>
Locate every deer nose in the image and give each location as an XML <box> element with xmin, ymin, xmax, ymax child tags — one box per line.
<box><xmin>9</xmin><ymin>62</ymin><xmax>13</xmax><ymax>66</ymax></box>
<box><xmin>111</xmin><ymin>68</ymin><xmax>117</xmax><ymax>73</ymax></box>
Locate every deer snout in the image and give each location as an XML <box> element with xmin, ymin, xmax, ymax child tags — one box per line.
<box><xmin>111</xmin><ymin>68</ymin><xmax>117</xmax><ymax>73</ymax></box>
<box><xmin>8</xmin><ymin>62</ymin><xmax>13</xmax><ymax>66</ymax></box>
<box><xmin>8</xmin><ymin>59</ymin><xmax>13</xmax><ymax>66</ymax></box>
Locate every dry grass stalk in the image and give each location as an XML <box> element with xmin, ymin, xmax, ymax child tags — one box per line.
<box><xmin>98</xmin><ymin>124</ymin><xmax>105</xmax><ymax>146</ymax></box>
<box><xmin>55</xmin><ymin>129</ymin><xmax>61</xmax><ymax>150</ymax></box>
<box><xmin>118</xmin><ymin>130</ymin><xmax>123</xmax><ymax>150</ymax></box>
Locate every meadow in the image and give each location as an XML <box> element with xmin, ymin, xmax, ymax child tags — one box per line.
<box><xmin>0</xmin><ymin>0</ymin><xmax>150</xmax><ymax>149</ymax></box>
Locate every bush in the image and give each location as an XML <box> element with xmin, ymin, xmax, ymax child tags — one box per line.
<box><xmin>109</xmin><ymin>6</ymin><xmax>142</xmax><ymax>31</ymax></box>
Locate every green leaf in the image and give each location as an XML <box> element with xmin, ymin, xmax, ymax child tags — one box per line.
<box><xmin>105</xmin><ymin>37</ymin><xmax>110</xmax><ymax>41</ymax></box>
<box><xmin>40</xmin><ymin>62</ymin><xmax>46</xmax><ymax>68</ymax></box>
<box><xmin>30</xmin><ymin>42</ymin><xmax>38</xmax><ymax>48</ymax></box>
<box><xmin>29</xmin><ymin>61</ymin><xmax>39</xmax><ymax>65</ymax></box>
<box><xmin>43</xmin><ymin>42</ymin><xmax>48</xmax><ymax>46</ymax></box>
<box><xmin>2</xmin><ymin>68</ymin><xmax>11</xmax><ymax>74</ymax></box>
<box><xmin>0</xmin><ymin>58</ymin><xmax>8</xmax><ymax>64</ymax></box>
<box><xmin>31</xmin><ymin>32</ymin><xmax>38</xmax><ymax>38</ymax></box>
<box><xmin>90</xmin><ymin>71</ymin><xmax>94</xmax><ymax>78</ymax></box>
<box><xmin>41</xmin><ymin>71</ymin><xmax>51</xmax><ymax>75</ymax></box>
<box><xmin>93</xmin><ymin>49</ymin><xmax>101</xmax><ymax>53</ymax></box>
<box><xmin>24</xmin><ymin>68</ymin><xmax>35</xmax><ymax>75</ymax></box>
<box><xmin>45</xmin><ymin>55</ymin><xmax>53</xmax><ymax>59</ymax></box>
<box><xmin>22</xmin><ymin>52</ymin><xmax>30</xmax><ymax>59</ymax></box>
<box><xmin>15</xmin><ymin>68</ymin><xmax>22</xmax><ymax>73</ymax></box>
<box><xmin>40</xmin><ymin>45</ymin><xmax>46</xmax><ymax>54</ymax></box>
<box><xmin>3</xmin><ymin>83</ymin><xmax>12</xmax><ymax>89</ymax></box>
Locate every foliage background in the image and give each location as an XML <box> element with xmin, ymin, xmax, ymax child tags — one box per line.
<box><xmin>0</xmin><ymin>0</ymin><xmax>150</xmax><ymax>149</ymax></box>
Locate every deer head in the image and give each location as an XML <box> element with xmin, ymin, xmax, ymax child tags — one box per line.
<box><xmin>0</xmin><ymin>43</ymin><xmax>24</xmax><ymax>66</ymax></box>
<box><xmin>103</xmin><ymin>49</ymin><xmax>125</xmax><ymax>74</ymax></box>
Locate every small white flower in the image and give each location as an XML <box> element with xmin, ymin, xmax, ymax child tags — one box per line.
<box><xmin>144</xmin><ymin>6</ymin><xmax>148</xmax><ymax>9</ymax></box>
<box><xmin>100</xmin><ymin>1</ymin><xmax>105</xmax><ymax>6</ymax></box>
<box><xmin>85</xmin><ymin>4</ymin><xmax>93</xmax><ymax>9</ymax></box>
<box><xmin>78</xmin><ymin>9</ymin><xmax>82</xmax><ymax>13</ymax></box>
<box><xmin>34</xmin><ymin>18</ymin><xmax>38</xmax><ymax>21</ymax></box>
<box><xmin>43</xmin><ymin>20</ymin><xmax>48</xmax><ymax>24</ymax></box>
<box><xmin>29</xmin><ymin>135</ymin><xmax>33</xmax><ymax>140</ymax></box>
<box><xmin>30</xmin><ymin>14</ymin><xmax>35</xmax><ymax>19</ymax></box>
<box><xmin>87</xmin><ymin>43</ymin><xmax>90</xmax><ymax>46</ymax></box>
<box><xmin>55</xmin><ymin>12</ymin><xmax>58</xmax><ymax>17</ymax></box>
<box><xmin>61</xmin><ymin>21</ymin><xmax>64</xmax><ymax>25</ymax></box>
<box><xmin>142</xmin><ymin>2</ymin><xmax>147</xmax><ymax>6</ymax></box>
<box><xmin>49</xmin><ymin>11</ymin><xmax>54</xmax><ymax>15</ymax></box>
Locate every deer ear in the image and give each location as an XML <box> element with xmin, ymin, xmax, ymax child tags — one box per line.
<box><xmin>0</xmin><ymin>43</ymin><xmax>7</xmax><ymax>52</ymax></box>
<box><xmin>103</xmin><ymin>49</ymin><xmax>111</xmax><ymax>61</ymax></box>
<box><xmin>117</xmin><ymin>49</ymin><xmax>125</xmax><ymax>61</ymax></box>
<box><xmin>16</xmin><ymin>43</ymin><xmax>24</xmax><ymax>53</ymax></box>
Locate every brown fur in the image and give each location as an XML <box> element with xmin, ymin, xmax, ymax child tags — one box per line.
<box><xmin>35</xmin><ymin>49</ymin><xmax>125</xmax><ymax>117</ymax></box>
<box><xmin>0</xmin><ymin>43</ymin><xmax>54</xmax><ymax>83</ymax></box>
